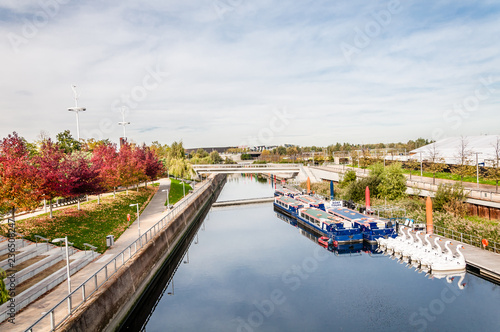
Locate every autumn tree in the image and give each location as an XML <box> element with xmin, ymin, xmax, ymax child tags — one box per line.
<box><xmin>36</xmin><ymin>140</ymin><xmax>73</xmax><ymax>217</ymax></box>
<box><xmin>378</xmin><ymin>162</ymin><xmax>407</xmax><ymax>200</ymax></box>
<box><xmin>66</xmin><ymin>153</ymin><xmax>101</xmax><ymax>209</ymax></box>
<box><xmin>0</xmin><ymin>132</ymin><xmax>42</xmax><ymax>220</ymax></box>
<box><xmin>116</xmin><ymin>144</ymin><xmax>144</xmax><ymax>194</ymax></box>
<box><xmin>91</xmin><ymin>142</ymin><xmax>120</xmax><ymax>199</ymax></box>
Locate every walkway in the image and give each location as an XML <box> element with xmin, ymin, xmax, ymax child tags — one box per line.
<box><xmin>2</xmin><ymin>179</ymin><xmax>172</xmax><ymax>332</ymax></box>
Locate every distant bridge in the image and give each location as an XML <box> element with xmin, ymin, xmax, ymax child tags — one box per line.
<box><xmin>192</xmin><ymin>163</ymin><xmax>301</xmax><ymax>175</ymax></box>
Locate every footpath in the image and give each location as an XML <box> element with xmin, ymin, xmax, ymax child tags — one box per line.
<box><xmin>1</xmin><ymin>178</ymin><xmax>173</xmax><ymax>332</ymax></box>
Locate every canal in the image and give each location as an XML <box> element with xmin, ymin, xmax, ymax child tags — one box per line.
<box><xmin>123</xmin><ymin>175</ymin><xmax>500</xmax><ymax>331</ymax></box>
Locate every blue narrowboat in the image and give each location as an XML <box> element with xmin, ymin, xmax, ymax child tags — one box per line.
<box><xmin>273</xmin><ymin>196</ymin><xmax>304</xmax><ymax>218</ymax></box>
<box><xmin>297</xmin><ymin>207</ymin><xmax>363</xmax><ymax>244</ymax></box>
<box><xmin>295</xmin><ymin>195</ymin><xmax>326</xmax><ymax>211</ymax></box>
<box><xmin>327</xmin><ymin>207</ymin><xmax>397</xmax><ymax>244</ymax></box>
<box><xmin>274</xmin><ymin>187</ymin><xmax>302</xmax><ymax>198</ymax></box>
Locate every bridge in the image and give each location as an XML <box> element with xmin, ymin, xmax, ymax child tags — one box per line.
<box><xmin>192</xmin><ymin>163</ymin><xmax>301</xmax><ymax>175</ymax></box>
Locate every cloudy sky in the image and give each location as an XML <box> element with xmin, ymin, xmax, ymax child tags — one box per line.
<box><xmin>1</xmin><ymin>0</ymin><xmax>499</xmax><ymax>148</ymax></box>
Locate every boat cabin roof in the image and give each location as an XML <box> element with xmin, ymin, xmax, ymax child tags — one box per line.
<box><xmin>328</xmin><ymin>207</ymin><xmax>367</xmax><ymax>221</ymax></box>
<box><xmin>277</xmin><ymin>196</ymin><xmax>303</xmax><ymax>206</ymax></box>
<box><xmin>300</xmin><ymin>208</ymin><xmax>344</xmax><ymax>224</ymax></box>
<box><xmin>296</xmin><ymin>195</ymin><xmax>324</xmax><ymax>205</ymax></box>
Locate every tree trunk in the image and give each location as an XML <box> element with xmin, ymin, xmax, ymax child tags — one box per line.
<box><xmin>77</xmin><ymin>199</ymin><xmax>81</xmax><ymax>210</ymax></box>
<box><xmin>98</xmin><ymin>194</ymin><xmax>101</xmax><ymax>205</ymax></box>
<box><xmin>113</xmin><ymin>188</ymin><xmax>116</xmax><ymax>198</ymax></box>
<box><xmin>49</xmin><ymin>201</ymin><xmax>53</xmax><ymax>218</ymax></box>
<box><xmin>496</xmin><ymin>180</ymin><xmax>498</xmax><ymax>193</ymax></box>
<box><xmin>11</xmin><ymin>207</ymin><xmax>15</xmax><ymax>223</ymax></box>
<box><xmin>44</xmin><ymin>199</ymin><xmax>47</xmax><ymax>213</ymax></box>
<box><xmin>433</xmin><ymin>174</ymin><xmax>435</xmax><ymax>185</ymax></box>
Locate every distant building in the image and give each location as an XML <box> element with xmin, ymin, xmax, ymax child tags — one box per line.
<box><xmin>410</xmin><ymin>135</ymin><xmax>500</xmax><ymax>166</ymax></box>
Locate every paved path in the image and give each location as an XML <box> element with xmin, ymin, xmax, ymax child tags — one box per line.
<box><xmin>2</xmin><ymin>179</ymin><xmax>172</xmax><ymax>332</ymax></box>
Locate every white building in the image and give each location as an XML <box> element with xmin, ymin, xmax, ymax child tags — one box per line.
<box><xmin>410</xmin><ymin>135</ymin><xmax>500</xmax><ymax>166</ymax></box>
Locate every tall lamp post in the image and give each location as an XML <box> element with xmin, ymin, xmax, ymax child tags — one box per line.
<box><xmin>419</xmin><ymin>152</ymin><xmax>423</xmax><ymax>178</ymax></box>
<box><xmin>52</xmin><ymin>237</ymin><xmax>71</xmax><ymax>295</ymax></box>
<box><xmin>118</xmin><ymin>107</ymin><xmax>130</xmax><ymax>140</ymax></box>
<box><xmin>475</xmin><ymin>152</ymin><xmax>483</xmax><ymax>189</ymax></box>
<box><xmin>130</xmin><ymin>203</ymin><xmax>140</xmax><ymax>242</ymax></box>
<box><xmin>68</xmin><ymin>85</ymin><xmax>86</xmax><ymax>141</ymax></box>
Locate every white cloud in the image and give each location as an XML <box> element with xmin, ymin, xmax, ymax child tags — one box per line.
<box><xmin>1</xmin><ymin>0</ymin><xmax>499</xmax><ymax>147</ymax></box>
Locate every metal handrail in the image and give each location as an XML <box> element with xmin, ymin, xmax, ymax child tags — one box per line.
<box><xmin>433</xmin><ymin>225</ymin><xmax>499</xmax><ymax>254</ymax></box>
<box><xmin>24</xmin><ymin>179</ymin><xmax>213</xmax><ymax>332</ymax></box>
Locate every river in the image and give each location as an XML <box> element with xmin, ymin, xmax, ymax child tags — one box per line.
<box><xmin>125</xmin><ymin>175</ymin><xmax>500</xmax><ymax>332</ymax></box>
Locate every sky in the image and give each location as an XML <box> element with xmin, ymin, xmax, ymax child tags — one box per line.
<box><xmin>1</xmin><ymin>0</ymin><xmax>499</xmax><ymax>148</ymax></box>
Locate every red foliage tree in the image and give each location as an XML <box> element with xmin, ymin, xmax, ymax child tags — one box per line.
<box><xmin>0</xmin><ymin>132</ymin><xmax>42</xmax><ymax>219</ymax></box>
<box><xmin>90</xmin><ymin>142</ymin><xmax>120</xmax><ymax>199</ymax></box>
<box><xmin>36</xmin><ymin>140</ymin><xmax>73</xmax><ymax>217</ymax></box>
<box><xmin>116</xmin><ymin>144</ymin><xmax>144</xmax><ymax>193</ymax></box>
<box><xmin>66</xmin><ymin>153</ymin><xmax>102</xmax><ymax>209</ymax></box>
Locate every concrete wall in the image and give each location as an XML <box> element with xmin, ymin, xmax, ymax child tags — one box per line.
<box><xmin>57</xmin><ymin>174</ymin><xmax>226</xmax><ymax>332</ymax></box>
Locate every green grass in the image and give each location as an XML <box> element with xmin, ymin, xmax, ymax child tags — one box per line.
<box><xmin>403</xmin><ymin>169</ymin><xmax>497</xmax><ymax>186</ymax></box>
<box><xmin>166</xmin><ymin>179</ymin><xmax>193</xmax><ymax>206</ymax></box>
<box><xmin>2</xmin><ymin>187</ymin><xmax>157</xmax><ymax>253</ymax></box>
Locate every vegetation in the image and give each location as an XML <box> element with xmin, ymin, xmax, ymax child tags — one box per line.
<box><xmin>166</xmin><ymin>179</ymin><xmax>193</xmax><ymax>206</ymax></box>
<box><xmin>0</xmin><ymin>268</ymin><xmax>9</xmax><ymax>305</ymax></box>
<box><xmin>0</xmin><ymin>187</ymin><xmax>156</xmax><ymax>253</ymax></box>
<box><xmin>0</xmin><ymin>132</ymin><xmax>164</xmax><ymax>219</ymax></box>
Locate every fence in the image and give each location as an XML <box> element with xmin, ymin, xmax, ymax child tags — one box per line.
<box><xmin>24</xmin><ymin>179</ymin><xmax>213</xmax><ymax>332</ymax></box>
<box><xmin>432</xmin><ymin>225</ymin><xmax>500</xmax><ymax>254</ymax></box>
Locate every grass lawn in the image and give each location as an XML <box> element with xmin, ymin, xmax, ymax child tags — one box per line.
<box><xmin>166</xmin><ymin>179</ymin><xmax>193</xmax><ymax>206</ymax></box>
<box><xmin>1</xmin><ymin>187</ymin><xmax>157</xmax><ymax>253</ymax></box>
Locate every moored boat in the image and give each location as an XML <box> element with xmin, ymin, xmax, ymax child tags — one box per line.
<box><xmin>295</xmin><ymin>195</ymin><xmax>326</xmax><ymax>211</ymax></box>
<box><xmin>297</xmin><ymin>207</ymin><xmax>363</xmax><ymax>244</ymax></box>
<box><xmin>273</xmin><ymin>196</ymin><xmax>304</xmax><ymax>218</ymax></box>
<box><xmin>328</xmin><ymin>207</ymin><xmax>397</xmax><ymax>244</ymax></box>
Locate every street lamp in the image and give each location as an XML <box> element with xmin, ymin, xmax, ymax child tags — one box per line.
<box><xmin>118</xmin><ymin>107</ymin><xmax>130</xmax><ymax>140</ymax></box>
<box><xmin>162</xmin><ymin>189</ymin><xmax>170</xmax><ymax>209</ymax></box>
<box><xmin>52</xmin><ymin>237</ymin><xmax>71</xmax><ymax>295</ymax></box>
<box><xmin>475</xmin><ymin>152</ymin><xmax>483</xmax><ymax>189</ymax></box>
<box><xmin>419</xmin><ymin>152</ymin><xmax>423</xmax><ymax>178</ymax></box>
<box><xmin>67</xmin><ymin>85</ymin><xmax>86</xmax><ymax>141</ymax></box>
<box><xmin>129</xmin><ymin>203</ymin><xmax>140</xmax><ymax>241</ymax></box>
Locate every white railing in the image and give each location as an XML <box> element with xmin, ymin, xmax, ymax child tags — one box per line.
<box><xmin>24</xmin><ymin>179</ymin><xmax>215</xmax><ymax>332</ymax></box>
<box><xmin>433</xmin><ymin>225</ymin><xmax>500</xmax><ymax>254</ymax></box>
<box><xmin>192</xmin><ymin>163</ymin><xmax>300</xmax><ymax>169</ymax></box>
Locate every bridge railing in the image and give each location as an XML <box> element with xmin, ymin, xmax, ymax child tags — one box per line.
<box><xmin>24</xmin><ymin>179</ymin><xmax>213</xmax><ymax>332</ymax></box>
<box><xmin>192</xmin><ymin>163</ymin><xmax>301</xmax><ymax>169</ymax></box>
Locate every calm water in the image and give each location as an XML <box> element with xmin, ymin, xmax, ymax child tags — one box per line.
<box><xmin>142</xmin><ymin>175</ymin><xmax>500</xmax><ymax>332</ymax></box>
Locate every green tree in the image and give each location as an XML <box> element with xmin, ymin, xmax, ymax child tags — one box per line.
<box><xmin>378</xmin><ymin>162</ymin><xmax>407</xmax><ymax>200</ymax></box>
<box><xmin>405</xmin><ymin>158</ymin><xmax>420</xmax><ymax>180</ymax></box>
<box><xmin>56</xmin><ymin>130</ymin><xmax>81</xmax><ymax>154</ymax></box>
<box><xmin>209</xmin><ymin>151</ymin><xmax>223</xmax><ymax>164</ymax></box>
<box><xmin>339</xmin><ymin>169</ymin><xmax>356</xmax><ymax>188</ymax></box>
<box><xmin>0</xmin><ymin>268</ymin><xmax>9</xmax><ymax>305</ymax></box>
<box><xmin>277</xmin><ymin>146</ymin><xmax>287</xmax><ymax>155</ymax></box>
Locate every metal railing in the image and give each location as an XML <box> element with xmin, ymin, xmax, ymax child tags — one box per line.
<box><xmin>433</xmin><ymin>225</ymin><xmax>500</xmax><ymax>254</ymax></box>
<box><xmin>24</xmin><ymin>179</ymin><xmax>214</xmax><ymax>332</ymax></box>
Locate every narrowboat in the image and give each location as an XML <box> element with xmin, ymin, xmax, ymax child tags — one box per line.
<box><xmin>273</xmin><ymin>196</ymin><xmax>304</xmax><ymax>218</ymax></box>
<box><xmin>297</xmin><ymin>207</ymin><xmax>363</xmax><ymax>244</ymax></box>
<box><xmin>327</xmin><ymin>207</ymin><xmax>397</xmax><ymax>244</ymax></box>
<box><xmin>295</xmin><ymin>195</ymin><xmax>326</xmax><ymax>211</ymax></box>
<box><xmin>274</xmin><ymin>187</ymin><xmax>302</xmax><ymax>198</ymax></box>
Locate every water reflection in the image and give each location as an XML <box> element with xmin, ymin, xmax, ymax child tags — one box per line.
<box><xmin>137</xmin><ymin>177</ymin><xmax>500</xmax><ymax>332</ymax></box>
